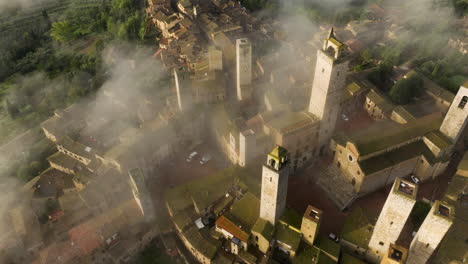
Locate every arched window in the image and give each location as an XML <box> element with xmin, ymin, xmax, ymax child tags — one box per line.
<box><xmin>458</xmin><ymin>96</ymin><xmax>467</xmax><ymax>109</ymax></box>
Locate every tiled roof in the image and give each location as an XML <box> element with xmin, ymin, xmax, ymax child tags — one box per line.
<box><xmin>216</xmin><ymin>215</ymin><xmax>249</xmax><ymax>242</ymax></box>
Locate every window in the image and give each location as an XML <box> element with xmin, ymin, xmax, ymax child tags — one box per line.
<box><xmin>425</xmin><ymin>243</ymin><xmax>430</xmax><ymax>248</ymax></box>
<box><xmin>255</xmin><ymin>236</ymin><xmax>258</xmax><ymax>241</ymax></box>
<box><xmin>322</xmin><ymin>68</ymin><xmax>325</xmax><ymax>73</ymax></box>
<box><xmin>348</xmin><ymin>155</ymin><xmax>353</xmax><ymax>161</ymax></box>
<box><xmin>337</xmin><ymin>161</ymin><xmax>341</xmax><ymax>168</ymax></box>
<box><xmin>379</xmin><ymin>242</ymin><xmax>384</xmax><ymax>246</ymax></box>
<box><xmin>270</xmin><ymin>177</ymin><xmax>272</xmax><ymax>182</ymax></box>
<box><xmin>458</xmin><ymin>96</ymin><xmax>467</xmax><ymax>109</ymax></box>
<box><xmin>357</xmin><ymin>170</ymin><xmax>361</xmax><ymax>175</ymax></box>
<box><xmin>390</xmin><ymin>221</ymin><xmax>393</xmax><ymax>225</ymax></box>
<box><xmin>367</xmin><ymin>104</ymin><xmax>371</xmax><ymax>109</ymax></box>
<box><xmin>337</xmin><ymin>71</ymin><xmax>340</xmax><ymax>76</ymax></box>
<box><xmin>339</xmin><ymin>150</ymin><xmax>342</xmax><ymax>154</ymax></box>
<box><xmin>352</xmin><ymin>178</ymin><xmax>356</xmax><ymax>186</ymax></box>
<box><xmin>420</xmin><ymin>159</ymin><xmax>424</xmax><ymax>164</ymax></box>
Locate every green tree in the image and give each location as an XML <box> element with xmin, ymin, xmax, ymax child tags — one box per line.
<box><xmin>410</xmin><ymin>201</ymin><xmax>431</xmax><ymax>230</ymax></box>
<box><xmin>50</xmin><ymin>21</ymin><xmax>77</xmax><ymax>43</ymax></box>
<box><xmin>389</xmin><ymin>72</ymin><xmax>425</xmax><ymax>104</ymax></box>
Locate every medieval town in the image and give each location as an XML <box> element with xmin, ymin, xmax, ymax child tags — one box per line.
<box><xmin>0</xmin><ymin>0</ymin><xmax>467</xmax><ymax>264</ymax></box>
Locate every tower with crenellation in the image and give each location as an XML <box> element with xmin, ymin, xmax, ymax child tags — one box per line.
<box><xmin>308</xmin><ymin>28</ymin><xmax>349</xmax><ymax>154</ymax></box>
<box><xmin>369</xmin><ymin>178</ymin><xmax>418</xmax><ymax>258</ymax></box>
<box><xmin>259</xmin><ymin>146</ymin><xmax>289</xmax><ymax>225</ymax></box>
<box><xmin>406</xmin><ymin>201</ymin><xmax>454</xmax><ymax>264</ymax></box>
<box><xmin>439</xmin><ymin>84</ymin><xmax>468</xmax><ymax>144</ymax></box>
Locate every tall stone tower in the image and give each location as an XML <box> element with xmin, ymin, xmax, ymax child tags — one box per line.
<box><xmin>440</xmin><ymin>84</ymin><xmax>468</xmax><ymax>143</ymax></box>
<box><xmin>174</xmin><ymin>67</ymin><xmax>192</xmax><ymax>111</ymax></box>
<box><xmin>381</xmin><ymin>244</ymin><xmax>408</xmax><ymax>264</ymax></box>
<box><xmin>239</xmin><ymin>128</ymin><xmax>255</xmax><ymax>167</ymax></box>
<box><xmin>260</xmin><ymin>146</ymin><xmax>289</xmax><ymax>225</ymax></box>
<box><xmin>406</xmin><ymin>201</ymin><xmax>454</xmax><ymax>264</ymax></box>
<box><xmin>308</xmin><ymin>28</ymin><xmax>349</xmax><ymax>154</ymax></box>
<box><xmin>236</xmin><ymin>38</ymin><xmax>252</xmax><ymax>101</ymax></box>
<box><xmin>369</xmin><ymin>178</ymin><xmax>418</xmax><ymax>257</ymax></box>
<box><xmin>300</xmin><ymin>205</ymin><xmax>322</xmax><ymax>245</ymax></box>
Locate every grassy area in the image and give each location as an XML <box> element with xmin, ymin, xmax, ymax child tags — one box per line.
<box><xmin>341</xmin><ymin>207</ymin><xmax>374</xmax><ymax>249</ymax></box>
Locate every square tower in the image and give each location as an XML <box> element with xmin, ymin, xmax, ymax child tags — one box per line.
<box><xmin>260</xmin><ymin>146</ymin><xmax>289</xmax><ymax>225</ymax></box>
<box><xmin>174</xmin><ymin>67</ymin><xmax>192</xmax><ymax>111</ymax></box>
<box><xmin>300</xmin><ymin>205</ymin><xmax>322</xmax><ymax>245</ymax></box>
<box><xmin>406</xmin><ymin>201</ymin><xmax>454</xmax><ymax>264</ymax></box>
<box><xmin>439</xmin><ymin>84</ymin><xmax>468</xmax><ymax>143</ymax></box>
<box><xmin>369</xmin><ymin>178</ymin><xmax>418</xmax><ymax>257</ymax></box>
<box><xmin>236</xmin><ymin>38</ymin><xmax>252</xmax><ymax>101</ymax></box>
<box><xmin>308</xmin><ymin>28</ymin><xmax>349</xmax><ymax>154</ymax></box>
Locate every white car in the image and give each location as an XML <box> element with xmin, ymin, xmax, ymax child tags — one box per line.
<box><xmin>186</xmin><ymin>151</ymin><xmax>198</xmax><ymax>162</ymax></box>
<box><xmin>200</xmin><ymin>154</ymin><xmax>212</xmax><ymax>165</ymax></box>
<box><xmin>410</xmin><ymin>175</ymin><xmax>420</xmax><ymax>184</ymax></box>
<box><xmin>341</xmin><ymin>114</ymin><xmax>349</xmax><ymax>121</ymax></box>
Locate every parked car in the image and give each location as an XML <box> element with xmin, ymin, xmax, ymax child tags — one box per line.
<box><xmin>341</xmin><ymin>114</ymin><xmax>349</xmax><ymax>121</ymax></box>
<box><xmin>200</xmin><ymin>153</ymin><xmax>212</xmax><ymax>165</ymax></box>
<box><xmin>186</xmin><ymin>151</ymin><xmax>198</xmax><ymax>162</ymax></box>
<box><xmin>328</xmin><ymin>233</ymin><xmax>340</xmax><ymax>243</ymax></box>
<box><xmin>410</xmin><ymin>175</ymin><xmax>420</xmax><ymax>184</ymax></box>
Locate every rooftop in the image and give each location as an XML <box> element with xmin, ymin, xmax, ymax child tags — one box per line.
<box><xmin>349</xmin><ymin>114</ymin><xmax>442</xmax><ymax>157</ymax></box>
<box><xmin>228</xmin><ymin>192</ymin><xmax>260</xmax><ymax>231</ymax></box>
<box><xmin>216</xmin><ymin>215</ymin><xmax>249</xmax><ymax>242</ymax></box>
<box><xmin>359</xmin><ymin>140</ymin><xmax>437</xmax><ymax>175</ymax></box>
<box><xmin>251</xmin><ymin>218</ymin><xmax>275</xmax><ymax>241</ymax></box>
<box><xmin>275</xmin><ymin>222</ymin><xmax>302</xmax><ymax>252</ymax></box>
<box><xmin>47</xmin><ymin>151</ymin><xmax>78</xmax><ymax>170</ymax></box>
<box><xmin>304</xmin><ymin>205</ymin><xmax>322</xmax><ymax>223</ymax></box>
<box><xmin>394</xmin><ymin>178</ymin><xmax>418</xmax><ymax>199</ymax></box>
<box><xmin>424</xmin><ymin>131</ymin><xmax>453</xmax><ymax>149</ymax></box>
<box><xmin>279</xmin><ymin>208</ymin><xmax>303</xmax><ymax>230</ymax></box>
<box><xmin>313</xmin><ymin>234</ymin><xmax>341</xmax><ymax>261</ymax></box>
<box><xmin>182</xmin><ymin>224</ymin><xmax>220</xmax><ymax>259</ymax></box>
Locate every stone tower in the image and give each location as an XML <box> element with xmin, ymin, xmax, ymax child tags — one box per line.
<box><xmin>440</xmin><ymin>84</ymin><xmax>468</xmax><ymax>143</ymax></box>
<box><xmin>300</xmin><ymin>205</ymin><xmax>322</xmax><ymax>245</ymax></box>
<box><xmin>369</xmin><ymin>178</ymin><xmax>418</xmax><ymax>257</ymax></box>
<box><xmin>406</xmin><ymin>201</ymin><xmax>454</xmax><ymax>264</ymax></box>
<box><xmin>308</xmin><ymin>28</ymin><xmax>349</xmax><ymax>154</ymax></box>
<box><xmin>236</xmin><ymin>38</ymin><xmax>252</xmax><ymax>101</ymax></box>
<box><xmin>381</xmin><ymin>244</ymin><xmax>408</xmax><ymax>264</ymax></box>
<box><xmin>260</xmin><ymin>146</ymin><xmax>289</xmax><ymax>225</ymax></box>
<box><xmin>174</xmin><ymin>67</ymin><xmax>192</xmax><ymax>111</ymax></box>
<box><xmin>239</xmin><ymin>128</ymin><xmax>255</xmax><ymax>167</ymax></box>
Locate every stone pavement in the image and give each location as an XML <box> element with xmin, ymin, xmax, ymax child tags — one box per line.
<box><xmin>316</xmin><ymin>164</ymin><xmax>357</xmax><ymax>210</ymax></box>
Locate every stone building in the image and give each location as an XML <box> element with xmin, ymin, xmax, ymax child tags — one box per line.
<box><xmin>331</xmin><ymin>103</ymin><xmax>461</xmax><ymax>196</ymax></box>
<box><xmin>308</xmin><ymin>28</ymin><xmax>350</xmax><ymax>154</ymax></box>
<box><xmin>407</xmin><ymin>201</ymin><xmax>454</xmax><ymax>264</ymax></box>
<box><xmin>365</xmin><ymin>89</ymin><xmax>393</xmax><ymax>121</ymax></box>
<box><xmin>300</xmin><ymin>205</ymin><xmax>322</xmax><ymax>246</ymax></box>
<box><xmin>432</xmin><ymin>151</ymin><xmax>468</xmax><ymax>263</ymax></box>
<box><xmin>368</xmin><ymin>178</ymin><xmax>418</xmax><ymax>257</ymax></box>
<box><xmin>260</xmin><ymin>146</ymin><xmax>289</xmax><ymax>225</ymax></box>
<box><xmin>439</xmin><ymin>84</ymin><xmax>468</xmax><ymax>143</ymax></box>
<box><xmin>236</xmin><ymin>38</ymin><xmax>252</xmax><ymax>101</ymax></box>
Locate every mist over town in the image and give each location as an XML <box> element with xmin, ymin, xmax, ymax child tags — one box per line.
<box><xmin>0</xmin><ymin>0</ymin><xmax>467</xmax><ymax>263</ymax></box>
